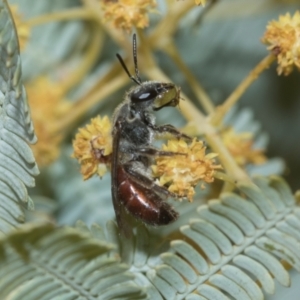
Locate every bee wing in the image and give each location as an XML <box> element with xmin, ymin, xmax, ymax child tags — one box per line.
<box><xmin>111</xmin><ymin>121</ymin><xmax>133</xmax><ymax>238</ymax></box>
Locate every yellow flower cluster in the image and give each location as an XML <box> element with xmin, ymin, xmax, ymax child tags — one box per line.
<box><xmin>152</xmin><ymin>139</ymin><xmax>221</xmax><ymax>201</ymax></box>
<box><xmin>100</xmin><ymin>0</ymin><xmax>156</xmax><ymax>32</ymax></box>
<box><xmin>221</xmin><ymin>128</ymin><xmax>266</xmax><ymax>167</ymax></box>
<box><xmin>262</xmin><ymin>11</ymin><xmax>300</xmax><ymax>75</ymax></box>
<box><xmin>9</xmin><ymin>5</ymin><xmax>30</xmax><ymax>50</ymax></box>
<box><xmin>27</xmin><ymin>77</ymin><xmax>71</xmax><ymax>166</ymax></box>
<box><xmin>72</xmin><ymin>116</ymin><xmax>113</xmax><ymax>180</ymax></box>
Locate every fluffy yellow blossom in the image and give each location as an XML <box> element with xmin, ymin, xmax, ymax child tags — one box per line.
<box><xmin>72</xmin><ymin>116</ymin><xmax>113</xmax><ymax>180</ymax></box>
<box><xmin>9</xmin><ymin>5</ymin><xmax>30</xmax><ymax>50</ymax></box>
<box><xmin>221</xmin><ymin>128</ymin><xmax>266</xmax><ymax>167</ymax></box>
<box><xmin>100</xmin><ymin>0</ymin><xmax>156</xmax><ymax>32</ymax></box>
<box><xmin>262</xmin><ymin>11</ymin><xmax>300</xmax><ymax>75</ymax></box>
<box><xmin>27</xmin><ymin>77</ymin><xmax>71</xmax><ymax>166</ymax></box>
<box><xmin>152</xmin><ymin>139</ymin><xmax>221</xmax><ymax>201</ymax></box>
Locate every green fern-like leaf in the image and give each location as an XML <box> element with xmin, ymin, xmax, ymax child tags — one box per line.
<box><xmin>0</xmin><ymin>221</ymin><xmax>145</xmax><ymax>300</ymax></box>
<box><xmin>104</xmin><ymin>176</ymin><xmax>300</xmax><ymax>300</ymax></box>
<box><xmin>0</xmin><ymin>176</ymin><xmax>298</xmax><ymax>299</ymax></box>
<box><xmin>0</xmin><ymin>0</ymin><xmax>39</xmax><ymax>234</ymax></box>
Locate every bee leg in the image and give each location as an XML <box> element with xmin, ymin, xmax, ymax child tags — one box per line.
<box><xmin>136</xmin><ymin>147</ymin><xmax>186</xmax><ymax>157</ymax></box>
<box><xmin>123</xmin><ymin>163</ymin><xmax>181</xmax><ymax>199</ymax></box>
<box><xmin>152</xmin><ymin>124</ymin><xmax>193</xmax><ymax>141</ymax></box>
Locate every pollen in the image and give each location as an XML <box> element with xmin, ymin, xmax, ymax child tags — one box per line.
<box><xmin>72</xmin><ymin>116</ymin><xmax>113</xmax><ymax>180</ymax></box>
<box><xmin>261</xmin><ymin>11</ymin><xmax>300</xmax><ymax>75</ymax></box>
<box><xmin>152</xmin><ymin>139</ymin><xmax>221</xmax><ymax>201</ymax></box>
<box><xmin>221</xmin><ymin>127</ymin><xmax>267</xmax><ymax>167</ymax></box>
<box><xmin>100</xmin><ymin>0</ymin><xmax>156</xmax><ymax>32</ymax></box>
<box><xmin>9</xmin><ymin>5</ymin><xmax>30</xmax><ymax>50</ymax></box>
<box><xmin>26</xmin><ymin>77</ymin><xmax>71</xmax><ymax>166</ymax></box>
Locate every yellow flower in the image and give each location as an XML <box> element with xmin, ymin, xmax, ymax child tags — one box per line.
<box><xmin>221</xmin><ymin>127</ymin><xmax>266</xmax><ymax>167</ymax></box>
<box><xmin>72</xmin><ymin>116</ymin><xmax>113</xmax><ymax>180</ymax></box>
<box><xmin>262</xmin><ymin>11</ymin><xmax>300</xmax><ymax>75</ymax></box>
<box><xmin>26</xmin><ymin>77</ymin><xmax>71</xmax><ymax>166</ymax></box>
<box><xmin>152</xmin><ymin>139</ymin><xmax>221</xmax><ymax>201</ymax></box>
<box><xmin>100</xmin><ymin>0</ymin><xmax>156</xmax><ymax>32</ymax></box>
<box><xmin>9</xmin><ymin>5</ymin><xmax>30</xmax><ymax>50</ymax></box>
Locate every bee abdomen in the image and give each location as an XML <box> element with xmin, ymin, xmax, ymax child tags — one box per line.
<box><xmin>117</xmin><ymin>166</ymin><xmax>178</xmax><ymax>225</ymax></box>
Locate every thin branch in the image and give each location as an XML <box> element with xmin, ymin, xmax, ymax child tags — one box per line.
<box><xmin>210</xmin><ymin>54</ymin><xmax>276</xmax><ymax>126</ymax></box>
<box><xmin>24</xmin><ymin>8</ymin><xmax>92</xmax><ymax>27</ymax></box>
<box><xmin>137</xmin><ymin>31</ymin><xmax>250</xmax><ymax>183</ymax></box>
<box><xmin>194</xmin><ymin>0</ymin><xmax>219</xmax><ymax>27</ymax></box>
<box><xmin>214</xmin><ymin>171</ymin><xmax>235</xmax><ymax>184</ymax></box>
<box><xmin>163</xmin><ymin>39</ymin><xmax>215</xmax><ymax>114</ymax></box>
<box><xmin>52</xmin><ymin>69</ymin><xmax>128</xmax><ymax>134</ymax></box>
<box><xmin>149</xmin><ymin>1</ymin><xmax>195</xmax><ymax>46</ymax></box>
<box><xmin>61</xmin><ymin>23</ymin><xmax>104</xmax><ymax>94</ymax></box>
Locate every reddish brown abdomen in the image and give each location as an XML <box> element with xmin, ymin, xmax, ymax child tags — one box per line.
<box><xmin>117</xmin><ymin>166</ymin><xmax>177</xmax><ymax>225</ymax></box>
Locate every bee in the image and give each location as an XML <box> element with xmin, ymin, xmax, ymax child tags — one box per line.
<box><xmin>111</xmin><ymin>34</ymin><xmax>192</xmax><ymax>236</ymax></box>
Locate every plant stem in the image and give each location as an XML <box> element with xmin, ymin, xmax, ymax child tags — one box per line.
<box><xmin>220</xmin><ymin>181</ymin><xmax>236</xmax><ymax>193</ymax></box>
<box><xmin>24</xmin><ymin>8</ymin><xmax>92</xmax><ymax>27</ymax></box>
<box><xmin>149</xmin><ymin>1</ymin><xmax>195</xmax><ymax>46</ymax></box>
<box><xmin>147</xmin><ymin>66</ymin><xmax>249</xmax><ymax>182</ymax></box>
<box><xmin>194</xmin><ymin>0</ymin><xmax>219</xmax><ymax>27</ymax></box>
<box><xmin>214</xmin><ymin>171</ymin><xmax>235</xmax><ymax>184</ymax></box>
<box><xmin>52</xmin><ymin>69</ymin><xmax>128</xmax><ymax>134</ymax></box>
<box><xmin>61</xmin><ymin>23</ymin><xmax>104</xmax><ymax>94</ymax></box>
<box><xmin>210</xmin><ymin>54</ymin><xmax>275</xmax><ymax>126</ymax></box>
<box><xmin>82</xmin><ymin>0</ymin><xmax>131</xmax><ymax>52</ymax></box>
<box><xmin>162</xmin><ymin>39</ymin><xmax>215</xmax><ymax>114</ymax></box>
<box><xmin>138</xmin><ymin>31</ymin><xmax>250</xmax><ymax>183</ymax></box>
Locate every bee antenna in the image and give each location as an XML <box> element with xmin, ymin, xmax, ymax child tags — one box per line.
<box><xmin>116</xmin><ymin>53</ymin><xmax>141</xmax><ymax>85</ymax></box>
<box><xmin>115</xmin><ymin>34</ymin><xmax>142</xmax><ymax>86</ymax></box>
<box><xmin>132</xmin><ymin>33</ymin><xmax>142</xmax><ymax>84</ymax></box>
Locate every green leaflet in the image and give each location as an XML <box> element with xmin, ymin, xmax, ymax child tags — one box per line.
<box><xmin>0</xmin><ymin>2</ymin><xmax>299</xmax><ymax>300</ymax></box>
<box><xmin>102</xmin><ymin>176</ymin><xmax>300</xmax><ymax>300</ymax></box>
<box><xmin>0</xmin><ymin>222</ymin><xmax>145</xmax><ymax>300</ymax></box>
<box><xmin>0</xmin><ymin>1</ymin><xmax>38</xmax><ymax>234</ymax></box>
<box><xmin>0</xmin><ymin>176</ymin><xmax>299</xmax><ymax>299</ymax></box>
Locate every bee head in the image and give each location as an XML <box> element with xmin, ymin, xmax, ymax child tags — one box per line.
<box><xmin>129</xmin><ymin>81</ymin><xmax>180</xmax><ymax>111</ymax></box>
<box><xmin>116</xmin><ymin>34</ymin><xmax>181</xmax><ymax>112</ymax></box>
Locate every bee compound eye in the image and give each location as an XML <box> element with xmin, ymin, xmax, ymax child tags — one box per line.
<box><xmin>131</xmin><ymin>88</ymin><xmax>159</xmax><ymax>102</ymax></box>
